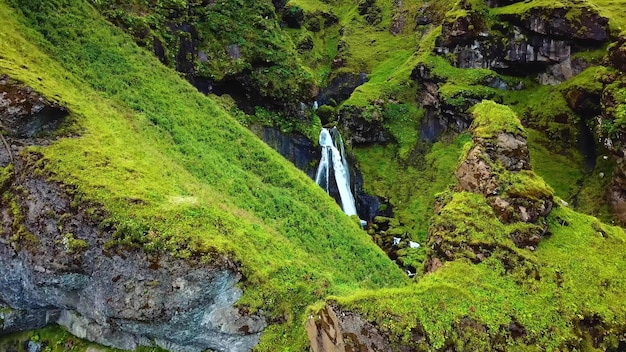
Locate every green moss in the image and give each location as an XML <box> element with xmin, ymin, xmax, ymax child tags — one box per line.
<box><xmin>0</xmin><ymin>325</ymin><xmax>168</xmax><ymax>352</ymax></box>
<box><xmin>355</xmin><ymin>133</ymin><xmax>472</xmax><ymax>242</ymax></box>
<box><xmin>62</xmin><ymin>233</ymin><xmax>89</xmax><ymax>253</ymax></box>
<box><xmin>92</xmin><ymin>0</ymin><xmax>314</xmax><ymax>104</ymax></box>
<box><xmin>0</xmin><ymin>164</ymin><xmax>14</xmax><ymax>194</ymax></box>
<box><xmin>527</xmin><ymin>129</ymin><xmax>584</xmax><ymax>201</ymax></box>
<box><xmin>470</xmin><ymin>100</ymin><xmax>526</xmax><ymax>139</ymax></box>
<box><xmin>502</xmin><ymin>170</ymin><xmax>553</xmax><ymax>201</ymax></box>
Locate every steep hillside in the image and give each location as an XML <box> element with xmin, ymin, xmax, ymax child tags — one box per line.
<box><xmin>0</xmin><ymin>0</ymin><xmax>406</xmax><ymax>350</ymax></box>
<box><xmin>2</xmin><ymin>0</ymin><xmax>626</xmax><ymax>351</ymax></box>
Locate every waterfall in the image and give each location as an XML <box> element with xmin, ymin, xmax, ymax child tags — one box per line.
<box><xmin>315</xmin><ymin>127</ymin><xmax>360</xmax><ymax>219</ymax></box>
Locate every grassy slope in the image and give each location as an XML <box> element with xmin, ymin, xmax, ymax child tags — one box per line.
<box><xmin>335</xmin><ymin>203</ymin><xmax>626</xmax><ymax>350</ymax></box>
<box><xmin>329</xmin><ymin>103</ymin><xmax>626</xmax><ymax>350</ymax></box>
<box><xmin>0</xmin><ymin>0</ymin><xmax>408</xmax><ymax>349</ymax></box>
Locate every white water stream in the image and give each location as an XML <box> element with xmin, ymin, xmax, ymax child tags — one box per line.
<box><xmin>315</xmin><ymin>128</ymin><xmax>360</xmax><ymax>219</ymax></box>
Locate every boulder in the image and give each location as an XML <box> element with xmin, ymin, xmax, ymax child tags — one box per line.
<box><xmin>0</xmin><ymin>75</ymin><xmax>68</xmax><ymax>138</ymax></box>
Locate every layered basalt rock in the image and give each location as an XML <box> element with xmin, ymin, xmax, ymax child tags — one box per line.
<box><xmin>436</xmin><ymin>2</ymin><xmax>609</xmax><ymax>81</ymax></box>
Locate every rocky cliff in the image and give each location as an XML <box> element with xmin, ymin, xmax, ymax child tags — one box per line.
<box><xmin>0</xmin><ymin>76</ymin><xmax>265</xmax><ymax>352</ymax></box>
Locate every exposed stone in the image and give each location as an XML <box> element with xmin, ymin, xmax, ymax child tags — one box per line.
<box><xmin>0</xmin><ymin>81</ymin><xmax>266</xmax><ymax>350</ymax></box>
<box><xmin>440</xmin><ymin>12</ymin><xmax>486</xmax><ymax>47</ymax></box>
<box><xmin>499</xmin><ymin>7</ymin><xmax>609</xmax><ymax>42</ymax></box>
<box><xmin>539</xmin><ymin>58</ymin><xmax>591</xmax><ymax>85</ymax></box>
<box><xmin>456</xmin><ymin>147</ymin><xmax>500</xmax><ymax>196</ymax></box>
<box><xmin>339</xmin><ymin>105</ymin><xmax>391</xmax><ymax>145</ymax></box>
<box><xmin>481</xmin><ymin>132</ymin><xmax>531</xmax><ymax>171</ymax></box>
<box><xmin>608</xmin><ymin>34</ymin><xmax>626</xmax><ymax>73</ymax></box>
<box><xmin>306</xmin><ymin>305</ymin><xmax>395</xmax><ymax>352</ymax></box>
<box><xmin>317</xmin><ymin>73</ymin><xmax>368</xmax><ymax>106</ymax></box>
<box><xmin>0</xmin><ymin>75</ymin><xmax>68</xmax><ymax>138</ymax></box>
<box><xmin>253</xmin><ymin>125</ymin><xmax>318</xmax><ymax>179</ymax></box>
<box><xmin>0</xmin><ymin>170</ymin><xmax>265</xmax><ymax>351</ymax></box>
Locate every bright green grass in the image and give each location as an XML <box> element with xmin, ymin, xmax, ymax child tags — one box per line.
<box><xmin>527</xmin><ymin>129</ymin><xmax>585</xmax><ymax>201</ymax></box>
<box><xmin>287</xmin><ymin>0</ymin><xmax>427</xmax><ymax>106</ymax></box>
<box><xmin>330</xmin><ymin>201</ymin><xmax>626</xmax><ymax>350</ymax></box>
<box><xmin>0</xmin><ymin>0</ymin><xmax>408</xmax><ymax>349</ymax></box>
<box><xmin>354</xmin><ymin>133</ymin><xmax>472</xmax><ymax>242</ymax></box>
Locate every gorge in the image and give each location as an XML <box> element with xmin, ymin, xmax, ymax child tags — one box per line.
<box><xmin>1</xmin><ymin>0</ymin><xmax>626</xmax><ymax>351</ymax></box>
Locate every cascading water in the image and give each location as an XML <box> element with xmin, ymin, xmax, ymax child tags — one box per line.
<box><xmin>315</xmin><ymin>127</ymin><xmax>363</xmax><ymax>224</ymax></box>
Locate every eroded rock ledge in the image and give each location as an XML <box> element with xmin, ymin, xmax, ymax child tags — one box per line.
<box><xmin>0</xmin><ymin>77</ymin><xmax>265</xmax><ymax>352</ymax></box>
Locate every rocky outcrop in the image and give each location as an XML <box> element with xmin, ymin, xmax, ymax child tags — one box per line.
<box><xmin>609</xmin><ymin>34</ymin><xmax>626</xmax><ymax>73</ymax></box>
<box><xmin>412</xmin><ymin>65</ymin><xmax>472</xmax><ymax>141</ymax></box>
<box><xmin>436</xmin><ymin>4</ymin><xmax>609</xmax><ymax>82</ymax></box>
<box><xmin>306</xmin><ymin>305</ymin><xmax>398</xmax><ymax>352</ymax></box>
<box><xmin>455</xmin><ymin>103</ymin><xmax>552</xmax><ymax>245</ymax></box>
<box><xmin>424</xmin><ymin>101</ymin><xmax>553</xmax><ymax>274</ymax></box>
<box><xmin>338</xmin><ymin>105</ymin><xmax>392</xmax><ymax>145</ymax></box>
<box><xmin>317</xmin><ymin>73</ymin><xmax>368</xmax><ymax>107</ymax></box>
<box><xmin>499</xmin><ymin>7</ymin><xmax>609</xmax><ymax>42</ymax></box>
<box><xmin>253</xmin><ymin>125</ymin><xmax>319</xmax><ymax>178</ymax></box>
<box><xmin>0</xmin><ymin>78</ymin><xmax>265</xmax><ymax>352</ymax></box>
<box><xmin>0</xmin><ymin>75</ymin><xmax>68</xmax><ymax>139</ymax></box>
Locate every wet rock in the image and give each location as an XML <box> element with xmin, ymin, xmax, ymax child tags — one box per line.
<box><xmin>317</xmin><ymin>73</ymin><xmax>368</xmax><ymax>106</ymax></box>
<box><xmin>0</xmin><ymin>75</ymin><xmax>68</xmax><ymax>139</ymax></box>
<box><xmin>172</xmin><ymin>22</ymin><xmax>199</xmax><ymax>78</ymax></box>
<box><xmin>253</xmin><ymin>125</ymin><xmax>318</xmax><ymax>178</ymax></box>
<box><xmin>339</xmin><ymin>105</ymin><xmax>391</xmax><ymax>145</ymax></box>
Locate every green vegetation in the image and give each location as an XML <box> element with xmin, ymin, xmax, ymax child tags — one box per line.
<box><xmin>0</xmin><ymin>0</ymin><xmax>407</xmax><ymax>349</ymax></box>
<box><xmin>471</xmin><ymin>100</ymin><xmax>526</xmax><ymax>139</ymax></box>
<box><xmin>330</xmin><ymin>203</ymin><xmax>626</xmax><ymax>350</ymax></box>
<box><xmin>356</xmin><ymin>133</ymin><xmax>472</xmax><ymax>242</ymax></box>
<box><xmin>90</xmin><ymin>0</ymin><xmax>313</xmax><ymax>104</ymax></box>
<box><xmin>3</xmin><ymin>0</ymin><xmax>626</xmax><ymax>350</ymax></box>
<box><xmin>527</xmin><ymin>129</ymin><xmax>584</xmax><ymax>200</ymax></box>
<box><xmin>0</xmin><ymin>325</ymin><xmax>167</xmax><ymax>352</ymax></box>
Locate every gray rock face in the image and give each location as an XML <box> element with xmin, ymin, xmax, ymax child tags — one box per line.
<box><xmin>435</xmin><ymin>4</ymin><xmax>608</xmax><ymax>83</ymax></box>
<box><xmin>0</xmin><ymin>170</ymin><xmax>265</xmax><ymax>351</ymax></box>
